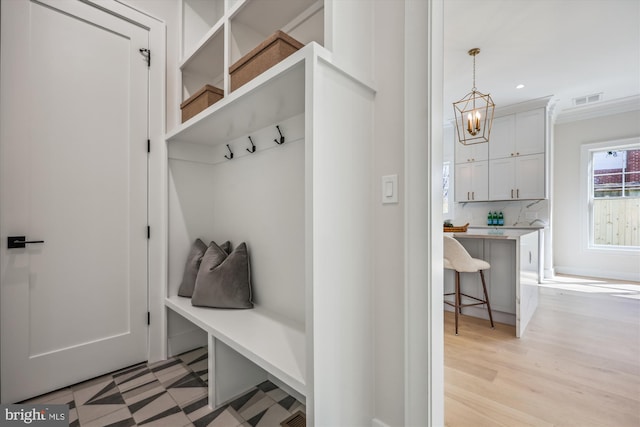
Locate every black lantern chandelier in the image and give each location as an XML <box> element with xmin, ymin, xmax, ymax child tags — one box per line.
<box><xmin>453</xmin><ymin>48</ymin><xmax>495</xmax><ymax>145</ymax></box>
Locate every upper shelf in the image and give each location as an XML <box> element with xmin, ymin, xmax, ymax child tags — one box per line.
<box><xmin>167</xmin><ymin>44</ymin><xmax>320</xmax><ymax>146</ymax></box>
<box><xmin>179</xmin><ymin>0</ymin><xmax>324</xmax><ymax>93</ymax></box>
<box><xmin>181</xmin><ymin>0</ymin><xmax>224</xmax><ymax>58</ymax></box>
<box><xmin>180</xmin><ymin>19</ymin><xmax>224</xmax><ymax>75</ymax></box>
<box><xmin>230</xmin><ymin>0</ymin><xmax>323</xmax><ymax>63</ymax></box>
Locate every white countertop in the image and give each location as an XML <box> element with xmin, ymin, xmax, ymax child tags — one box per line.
<box><xmin>445</xmin><ymin>228</ymin><xmax>540</xmax><ymax>239</ymax></box>
<box><xmin>466</xmin><ymin>225</ymin><xmax>545</xmax><ymax>230</ymax></box>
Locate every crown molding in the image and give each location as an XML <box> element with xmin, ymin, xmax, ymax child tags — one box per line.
<box><xmin>554</xmin><ymin>94</ymin><xmax>640</xmax><ymax>124</ymax></box>
<box><xmin>493</xmin><ymin>95</ymin><xmax>554</xmax><ymax>117</ymax></box>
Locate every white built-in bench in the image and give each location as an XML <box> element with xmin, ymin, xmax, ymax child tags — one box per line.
<box><xmin>165</xmin><ymin>296</ymin><xmax>305</xmax><ymax>407</ymax></box>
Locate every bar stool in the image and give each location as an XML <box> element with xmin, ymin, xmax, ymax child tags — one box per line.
<box><xmin>443</xmin><ymin>235</ymin><xmax>495</xmax><ymax>335</ymax></box>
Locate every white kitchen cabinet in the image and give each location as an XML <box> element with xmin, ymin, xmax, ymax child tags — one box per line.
<box><xmin>514</xmin><ymin>108</ymin><xmax>546</xmax><ymax>156</ymax></box>
<box><xmin>489</xmin><ymin>108</ymin><xmax>545</xmax><ymax>159</ymax></box>
<box><xmin>455</xmin><ymin>129</ymin><xmax>489</xmax><ymax>163</ymax></box>
<box><xmin>455</xmin><ymin>161</ymin><xmax>488</xmax><ymax>202</ymax></box>
<box><xmin>487</xmin><ymin>114</ymin><xmax>515</xmax><ymax>159</ymax></box>
<box><xmin>489</xmin><ymin>153</ymin><xmax>545</xmax><ymax>200</ymax></box>
<box><xmin>455</xmin><ymin>101</ymin><xmax>548</xmax><ymax>202</ymax></box>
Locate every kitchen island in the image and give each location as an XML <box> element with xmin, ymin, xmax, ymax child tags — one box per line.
<box><xmin>444</xmin><ymin>227</ymin><xmax>542</xmax><ymax>337</ymax></box>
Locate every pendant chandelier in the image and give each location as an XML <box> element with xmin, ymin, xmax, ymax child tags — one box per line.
<box><xmin>453</xmin><ymin>48</ymin><xmax>495</xmax><ymax>145</ymax></box>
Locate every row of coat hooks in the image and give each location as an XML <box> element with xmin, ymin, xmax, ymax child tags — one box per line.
<box><xmin>224</xmin><ymin>126</ymin><xmax>285</xmax><ymax>160</ymax></box>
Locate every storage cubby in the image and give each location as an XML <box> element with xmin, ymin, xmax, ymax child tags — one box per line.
<box><xmin>179</xmin><ymin>0</ymin><xmax>323</xmax><ymax>121</ymax></box>
<box><xmin>181</xmin><ymin>0</ymin><xmax>224</xmax><ymax>57</ymax></box>
<box><xmin>229</xmin><ymin>0</ymin><xmax>324</xmax><ymax>65</ymax></box>
<box><xmin>180</xmin><ymin>26</ymin><xmax>224</xmax><ymax>101</ymax></box>
<box><xmin>168</xmin><ymin>1</ymin><xmax>376</xmax><ymax>422</ymax></box>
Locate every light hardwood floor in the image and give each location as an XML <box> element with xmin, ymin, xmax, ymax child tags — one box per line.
<box><xmin>444</xmin><ymin>275</ymin><xmax>640</xmax><ymax>427</ymax></box>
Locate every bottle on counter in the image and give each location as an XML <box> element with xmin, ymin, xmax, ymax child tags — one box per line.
<box><xmin>487</xmin><ymin>211</ymin><xmax>492</xmax><ymax>226</ymax></box>
<box><xmin>491</xmin><ymin>211</ymin><xmax>498</xmax><ymax>226</ymax></box>
<box><xmin>498</xmin><ymin>211</ymin><xmax>504</xmax><ymax>226</ymax></box>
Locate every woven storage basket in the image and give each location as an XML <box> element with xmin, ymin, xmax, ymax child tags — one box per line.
<box><xmin>180</xmin><ymin>85</ymin><xmax>224</xmax><ymax>123</ymax></box>
<box><xmin>229</xmin><ymin>30</ymin><xmax>304</xmax><ymax>92</ymax></box>
<box><xmin>443</xmin><ymin>223</ymin><xmax>469</xmax><ymax>232</ymax></box>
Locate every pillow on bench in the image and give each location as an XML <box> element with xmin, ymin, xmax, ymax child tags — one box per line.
<box><xmin>192</xmin><ymin>241</ymin><xmax>254</xmax><ymax>309</ymax></box>
<box><xmin>178</xmin><ymin>239</ymin><xmax>230</xmax><ymax>297</ymax></box>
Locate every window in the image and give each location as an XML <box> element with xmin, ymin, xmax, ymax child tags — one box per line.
<box><xmin>588</xmin><ymin>143</ymin><xmax>640</xmax><ymax>247</ymax></box>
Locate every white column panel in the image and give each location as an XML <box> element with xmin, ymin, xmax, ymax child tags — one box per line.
<box><xmin>312</xmin><ymin>57</ymin><xmax>374</xmax><ymax>426</ymax></box>
<box><xmin>324</xmin><ymin>0</ymin><xmax>373</xmax><ymax>85</ymax></box>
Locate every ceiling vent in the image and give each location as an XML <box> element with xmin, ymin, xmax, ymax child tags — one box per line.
<box><xmin>572</xmin><ymin>93</ymin><xmax>603</xmax><ymax>106</ymax></box>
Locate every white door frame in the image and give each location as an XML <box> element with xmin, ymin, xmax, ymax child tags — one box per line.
<box><xmin>85</xmin><ymin>0</ymin><xmax>168</xmax><ymax>365</ymax></box>
<box><xmin>404</xmin><ymin>1</ymin><xmax>444</xmax><ymax>426</ymax></box>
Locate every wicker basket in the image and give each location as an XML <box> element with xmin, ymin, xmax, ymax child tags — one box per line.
<box><xmin>443</xmin><ymin>223</ymin><xmax>469</xmax><ymax>232</ymax></box>
<box><xmin>180</xmin><ymin>85</ymin><xmax>224</xmax><ymax>123</ymax></box>
<box><xmin>229</xmin><ymin>30</ymin><xmax>304</xmax><ymax>92</ymax></box>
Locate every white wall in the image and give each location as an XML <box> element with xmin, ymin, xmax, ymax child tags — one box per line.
<box><xmin>554</xmin><ymin>110</ymin><xmax>640</xmax><ymax>281</ymax></box>
<box><xmin>373</xmin><ymin>1</ymin><xmax>405</xmax><ymax>424</ymax></box>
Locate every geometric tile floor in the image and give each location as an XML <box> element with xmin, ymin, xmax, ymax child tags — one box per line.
<box><xmin>22</xmin><ymin>347</ymin><xmax>305</xmax><ymax>426</ymax></box>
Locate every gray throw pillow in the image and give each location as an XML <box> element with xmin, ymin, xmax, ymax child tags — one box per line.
<box><xmin>191</xmin><ymin>242</ymin><xmax>253</xmax><ymax>309</ymax></box>
<box><xmin>177</xmin><ymin>239</ymin><xmax>208</xmax><ymax>297</ymax></box>
<box><xmin>178</xmin><ymin>239</ymin><xmax>231</xmax><ymax>297</ymax></box>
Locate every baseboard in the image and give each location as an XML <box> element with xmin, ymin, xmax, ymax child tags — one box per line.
<box><xmin>554</xmin><ymin>266</ymin><xmax>640</xmax><ymax>282</ymax></box>
<box><xmin>544</xmin><ymin>267</ymin><xmax>555</xmax><ymax>279</ymax></box>
<box><xmin>372</xmin><ymin>418</ymin><xmax>391</xmax><ymax>427</ymax></box>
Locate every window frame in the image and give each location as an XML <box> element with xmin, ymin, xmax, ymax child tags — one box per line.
<box><xmin>581</xmin><ymin>137</ymin><xmax>640</xmax><ymax>251</ymax></box>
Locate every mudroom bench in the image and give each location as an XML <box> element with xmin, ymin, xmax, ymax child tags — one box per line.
<box><xmin>165</xmin><ymin>296</ymin><xmax>306</xmax><ymax>408</ymax></box>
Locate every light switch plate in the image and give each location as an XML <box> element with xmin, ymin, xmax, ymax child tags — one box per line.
<box><xmin>382</xmin><ymin>174</ymin><xmax>398</xmax><ymax>204</ymax></box>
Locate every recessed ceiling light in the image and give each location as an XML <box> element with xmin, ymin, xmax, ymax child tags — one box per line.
<box><xmin>516</xmin><ymin>84</ymin><xmax>525</xmax><ymax>89</ymax></box>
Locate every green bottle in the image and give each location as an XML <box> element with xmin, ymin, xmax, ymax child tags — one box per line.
<box><xmin>487</xmin><ymin>211</ymin><xmax>492</xmax><ymax>226</ymax></box>
<box><xmin>498</xmin><ymin>211</ymin><xmax>504</xmax><ymax>226</ymax></box>
<box><xmin>491</xmin><ymin>211</ymin><xmax>497</xmax><ymax>226</ymax></box>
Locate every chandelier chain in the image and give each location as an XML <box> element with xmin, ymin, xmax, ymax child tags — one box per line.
<box><xmin>472</xmin><ymin>52</ymin><xmax>476</xmax><ymax>91</ymax></box>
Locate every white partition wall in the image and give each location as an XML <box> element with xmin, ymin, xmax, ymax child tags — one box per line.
<box><xmin>309</xmin><ymin>57</ymin><xmax>375</xmax><ymax>426</ymax></box>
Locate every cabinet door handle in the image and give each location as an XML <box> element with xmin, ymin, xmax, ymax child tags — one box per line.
<box><xmin>517</xmin><ymin>189</ymin><xmax>520</xmax><ymax>198</ymax></box>
<box><xmin>472</xmin><ymin>191</ymin><xmax>475</xmax><ymax>200</ymax></box>
<box><xmin>511</xmin><ymin>189</ymin><xmax>514</xmax><ymax>198</ymax></box>
<box><xmin>467</xmin><ymin>191</ymin><xmax>470</xmax><ymax>200</ymax></box>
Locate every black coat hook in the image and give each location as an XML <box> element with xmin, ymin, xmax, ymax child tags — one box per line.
<box><xmin>274</xmin><ymin>125</ymin><xmax>285</xmax><ymax>145</ymax></box>
<box><xmin>246</xmin><ymin>136</ymin><xmax>256</xmax><ymax>153</ymax></box>
<box><xmin>224</xmin><ymin>144</ymin><xmax>234</xmax><ymax>160</ymax></box>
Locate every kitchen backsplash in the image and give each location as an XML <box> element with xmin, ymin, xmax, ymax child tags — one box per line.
<box><xmin>448</xmin><ymin>199</ymin><xmax>550</xmax><ymax>228</ymax></box>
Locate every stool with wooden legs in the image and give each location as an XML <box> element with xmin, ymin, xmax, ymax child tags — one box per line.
<box><xmin>443</xmin><ymin>235</ymin><xmax>495</xmax><ymax>335</ymax></box>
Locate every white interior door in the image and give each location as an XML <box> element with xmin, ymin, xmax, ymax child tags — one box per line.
<box><xmin>1</xmin><ymin>0</ymin><xmax>149</xmax><ymax>403</ymax></box>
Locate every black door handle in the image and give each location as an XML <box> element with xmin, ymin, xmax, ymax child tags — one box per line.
<box><xmin>7</xmin><ymin>236</ymin><xmax>45</xmax><ymax>249</ymax></box>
